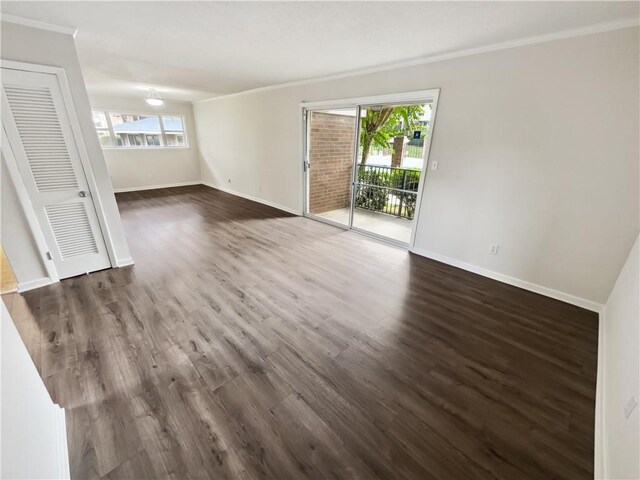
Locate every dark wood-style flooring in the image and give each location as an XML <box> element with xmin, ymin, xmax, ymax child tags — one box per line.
<box><xmin>4</xmin><ymin>185</ymin><xmax>599</xmax><ymax>479</ymax></box>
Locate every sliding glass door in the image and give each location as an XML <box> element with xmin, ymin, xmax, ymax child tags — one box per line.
<box><xmin>351</xmin><ymin>102</ymin><xmax>431</xmax><ymax>244</ymax></box>
<box><xmin>304</xmin><ymin>108</ymin><xmax>358</xmax><ymax>227</ymax></box>
<box><xmin>303</xmin><ymin>91</ymin><xmax>438</xmax><ymax>246</ymax></box>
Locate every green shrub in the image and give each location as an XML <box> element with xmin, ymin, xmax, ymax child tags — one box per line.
<box><xmin>355</xmin><ymin>168</ymin><xmax>388</xmax><ymax>211</ymax></box>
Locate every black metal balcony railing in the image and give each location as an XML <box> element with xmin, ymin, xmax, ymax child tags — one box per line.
<box><xmin>355</xmin><ymin>165</ymin><xmax>421</xmax><ymax>220</ymax></box>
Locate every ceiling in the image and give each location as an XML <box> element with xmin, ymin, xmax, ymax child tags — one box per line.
<box><xmin>1</xmin><ymin>1</ymin><xmax>638</xmax><ymax>102</ymax></box>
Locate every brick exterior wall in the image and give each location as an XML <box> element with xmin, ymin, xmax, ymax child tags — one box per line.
<box><xmin>308</xmin><ymin>112</ymin><xmax>356</xmax><ymax>214</ymax></box>
<box><xmin>391</xmin><ymin>136</ymin><xmax>405</xmax><ymax>167</ymax></box>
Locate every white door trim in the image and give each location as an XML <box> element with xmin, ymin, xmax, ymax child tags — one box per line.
<box><xmin>1</xmin><ymin>126</ymin><xmax>59</xmax><ymax>283</ymax></box>
<box><xmin>407</xmin><ymin>89</ymin><xmax>440</xmax><ymax>249</ymax></box>
<box><xmin>299</xmin><ymin>89</ymin><xmax>440</xmax><ymax>110</ymax></box>
<box><xmin>1</xmin><ymin>59</ymin><xmax>118</xmax><ymax>267</ymax></box>
<box><xmin>300</xmin><ymin>88</ymin><xmax>441</xmax><ymax>250</ymax></box>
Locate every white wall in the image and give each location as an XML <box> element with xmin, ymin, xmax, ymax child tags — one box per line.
<box><xmin>1</xmin><ymin>153</ymin><xmax>48</xmax><ymax>287</ymax></box>
<box><xmin>1</xmin><ymin>21</ymin><xmax>132</xmax><ymax>271</ymax></box>
<box><xmin>193</xmin><ymin>27</ymin><xmax>639</xmax><ymax>306</ymax></box>
<box><xmin>1</xmin><ymin>299</ymin><xmax>70</xmax><ymax>479</ymax></box>
<box><xmin>89</xmin><ymin>95</ymin><xmax>201</xmax><ymax>191</ymax></box>
<box><xmin>596</xmin><ymin>235</ymin><xmax>639</xmax><ymax>480</ymax></box>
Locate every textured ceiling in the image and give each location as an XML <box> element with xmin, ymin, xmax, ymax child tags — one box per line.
<box><xmin>2</xmin><ymin>1</ymin><xmax>638</xmax><ymax>101</ymax></box>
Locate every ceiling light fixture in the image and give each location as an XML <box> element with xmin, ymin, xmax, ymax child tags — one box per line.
<box><xmin>145</xmin><ymin>88</ymin><xmax>164</xmax><ymax>106</ymax></box>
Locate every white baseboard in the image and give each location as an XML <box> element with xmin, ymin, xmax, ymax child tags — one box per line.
<box><xmin>109</xmin><ymin>179</ymin><xmax>602</xmax><ymax>313</ymax></box>
<box><xmin>410</xmin><ymin>247</ymin><xmax>603</xmax><ymax>313</ymax></box>
<box><xmin>112</xmin><ymin>181</ymin><xmax>302</xmax><ymax>216</ymax></box>
<box><xmin>201</xmin><ymin>182</ymin><xmax>302</xmax><ymax>216</ymax></box>
<box><xmin>17</xmin><ymin>277</ymin><xmax>52</xmax><ymax>293</ymax></box>
<box><xmin>113</xmin><ymin>180</ymin><xmax>201</xmax><ymax>193</ymax></box>
<box><xmin>116</xmin><ymin>256</ymin><xmax>135</xmax><ymax>267</ymax></box>
<box><xmin>53</xmin><ymin>404</ymin><xmax>70</xmax><ymax>479</ymax></box>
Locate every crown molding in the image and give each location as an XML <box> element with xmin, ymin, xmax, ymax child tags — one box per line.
<box><xmin>194</xmin><ymin>17</ymin><xmax>639</xmax><ymax>105</ymax></box>
<box><xmin>1</xmin><ymin>13</ymin><xmax>78</xmax><ymax>38</ymax></box>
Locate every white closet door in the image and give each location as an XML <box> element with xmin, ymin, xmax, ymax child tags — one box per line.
<box><xmin>1</xmin><ymin>67</ymin><xmax>111</xmax><ymax>279</ymax></box>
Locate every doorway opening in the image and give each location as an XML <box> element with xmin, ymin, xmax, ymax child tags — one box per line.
<box><xmin>303</xmin><ymin>90</ymin><xmax>439</xmax><ymax>246</ymax></box>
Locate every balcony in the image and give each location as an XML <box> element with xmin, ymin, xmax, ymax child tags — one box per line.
<box><xmin>309</xmin><ymin>164</ymin><xmax>420</xmax><ymax>244</ymax></box>
<box><xmin>319</xmin><ymin>207</ymin><xmax>413</xmax><ymax>243</ymax></box>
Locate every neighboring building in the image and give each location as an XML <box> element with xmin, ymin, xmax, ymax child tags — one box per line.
<box><xmin>111</xmin><ymin>115</ymin><xmax>185</xmax><ymax>147</ymax></box>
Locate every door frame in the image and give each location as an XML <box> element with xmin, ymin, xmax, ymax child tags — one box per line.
<box><xmin>1</xmin><ymin>59</ymin><xmax>118</xmax><ymax>283</ymax></box>
<box><xmin>301</xmin><ymin>106</ymin><xmax>357</xmax><ymax>231</ymax></box>
<box><xmin>300</xmin><ymin>88</ymin><xmax>440</xmax><ymax>249</ymax></box>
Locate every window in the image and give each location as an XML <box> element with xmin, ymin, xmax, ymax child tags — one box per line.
<box><xmin>162</xmin><ymin>115</ymin><xmax>186</xmax><ymax>147</ymax></box>
<box><xmin>92</xmin><ymin>111</ymin><xmax>113</xmax><ymax>147</ymax></box>
<box><xmin>91</xmin><ymin>110</ymin><xmax>188</xmax><ymax>149</ymax></box>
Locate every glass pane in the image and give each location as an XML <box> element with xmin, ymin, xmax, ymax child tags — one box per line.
<box><xmin>165</xmin><ymin>133</ymin><xmax>186</xmax><ymax>147</ymax></box>
<box><xmin>162</xmin><ymin>116</ymin><xmax>186</xmax><ymax>146</ymax></box>
<box><xmin>306</xmin><ymin>108</ymin><xmax>357</xmax><ymax>227</ymax></box>
<box><xmin>92</xmin><ymin>111</ymin><xmax>108</xmax><ymax>129</ymax></box>
<box><xmin>97</xmin><ymin>130</ymin><xmax>113</xmax><ymax>147</ymax></box>
<box><xmin>352</xmin><ymin>103</ymin><xmax>430</xmax><ymax>243</ymax></box>
<box><xmin>162</xmin><ymin>115</ymin><xmax>183</xmax><ymax>132</ymax></box>
<box><xmin>145</xmin><ymin>134</ymin><xmax>161</xmax><ymax>146</ymax></box>
<box><xmin>110</xmin><ymin>113</ymin><xmax>163</xmax><ymax>147</ymax></box>
<box><xmin>114</xmin><ymin>133</ymin><xmax>144</xmax><ymax>146</ymax></box>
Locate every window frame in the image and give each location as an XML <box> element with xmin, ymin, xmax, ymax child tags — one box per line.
<box><xmin>92</xmin><ymin>111</ymin><xmax>114</xmax><ymax>147</ymax></box>
<box><xmin>91</xmin><ymin>109</ymin><xmax>189</xmax><ymax>150</ymax></box>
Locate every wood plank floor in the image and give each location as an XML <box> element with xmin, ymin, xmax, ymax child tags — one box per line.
<box><xmin>4</xmin><ymin>185</ymin><xmax>599</xmax><ymax>479</ymax></box>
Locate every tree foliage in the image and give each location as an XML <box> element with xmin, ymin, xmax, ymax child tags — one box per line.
<box><xmin>359</xmin><ymin>105</ymin><xmax>428</xmax><ymax>165</ymax></box>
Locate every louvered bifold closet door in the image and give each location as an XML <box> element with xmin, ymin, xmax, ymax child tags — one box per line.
<box><xmin>1</xmin><ymin>67</ymin><xmax>111</xmax><ymax>279</ymax></box>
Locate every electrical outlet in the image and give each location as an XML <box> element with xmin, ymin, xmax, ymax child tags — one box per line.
<box><xmin>489</xmin><ymin>244</ymin><xmax>499</xmax><ymax>255</ymax></box>
<box><xmin>624</xmin><ymin>395</ymin><xmax>638</xmax><ymax>419</ymax></box>
<box><xmin>430</xmin><ymin>160</ymin><xmax>439</xmax><ymax>171</ymax></box>
<box><xmin>228</xmin><ymin>178</ymin><xmax>231</xmax><ymax>183</ymax></box>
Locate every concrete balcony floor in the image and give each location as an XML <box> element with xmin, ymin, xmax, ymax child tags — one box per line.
<box><xmin>312</xmin><ymin>207</ymin><xmax>413</xmax><ymax>244</ymax></box>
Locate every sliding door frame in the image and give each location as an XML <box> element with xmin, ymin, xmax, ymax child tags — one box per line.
<box><xmin>347</xmin><ymin>105</ymin><xmax>362</xmax><ymax>231</ymax></box>
<box><xmin>301</xmin><ymin>88</ymin><xmax>440</xmax><ymax>249</ymax></box>
<box><xmin>301</xmin><ymin>106</ymin><xmax>355</xmax><ymax>231</ymax></box>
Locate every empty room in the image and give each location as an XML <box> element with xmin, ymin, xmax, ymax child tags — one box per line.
<box><xmin>0</xmin><ymin>2</ymin><xmax>638</xmax><ymax>479</ymax></box>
